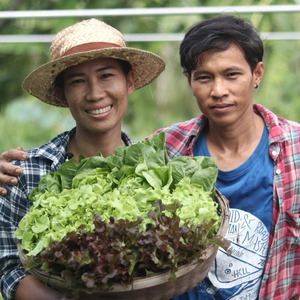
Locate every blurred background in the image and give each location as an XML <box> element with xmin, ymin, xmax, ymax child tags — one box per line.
<box><xmin>0</xmin><ymin>2</ymin><xmax>300</xmax><ymax>299</ymax></box>
<box><xmin>0</xmin><ymin>0</ymin><xmax>300</xmax><ymax>154</ymax></box>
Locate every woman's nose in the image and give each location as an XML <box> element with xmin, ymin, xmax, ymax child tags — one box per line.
<box><xmin>86</xmin><ymin>81</ymin><xmax>106</xmax><ymax>101</ymax></box>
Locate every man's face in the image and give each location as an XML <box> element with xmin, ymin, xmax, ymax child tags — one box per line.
<box><xmin>59</xmin><ymin>58</ymin><xmax>134</xmax><ymax>137</ymax></box>
<box><xmin>187</xmin><ymin>44</ymin><xmax>263</xmax><ymax>129</ymax></box>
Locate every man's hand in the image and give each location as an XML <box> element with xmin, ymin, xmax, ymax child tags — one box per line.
<box><xmin>0</xmin><ymin>147</ymin><xmax>28</xmax><ymax>195</ymax></box>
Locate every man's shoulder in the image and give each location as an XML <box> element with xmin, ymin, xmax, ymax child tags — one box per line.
<box><xmin>255</xmin><ymin>104</ymin><xmax>300</xmax><ymax>133</ymax></box>
<box><xmin>152</xmin><ymin>115</ymin><xmax>205</xmax><ymax>136</ymax></box>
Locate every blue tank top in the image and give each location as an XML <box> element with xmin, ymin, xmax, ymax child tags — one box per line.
<box><xmin>172</xmin><ymin>125</ymin><xmax>273</xmax><ymax>300</ymax></box>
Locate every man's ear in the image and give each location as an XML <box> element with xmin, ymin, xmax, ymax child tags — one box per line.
<box><xmin>184</xmin><ymin>72</ymin><xmax>192</xmax><ymax>87</ymax></box>
<box><xmin>55</xmin><ymin>87</ymin><xmax>68</xmax><ymax>107</ymax></box>
<box><xmin>254</xmin><ymin>62</ymin><xmax>264</xmax><ymax>88</ymax></box>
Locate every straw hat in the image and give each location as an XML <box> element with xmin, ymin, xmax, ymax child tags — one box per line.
<box><xmin>22</xmin><ymin>18</ymin><xmax>166</xmax><ymax>107</ymax></box>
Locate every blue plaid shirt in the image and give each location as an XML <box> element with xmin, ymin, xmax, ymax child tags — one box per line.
<box><xmin>0</xmin><ymin>128</ymin><xmax>133</xmax><ymax>300</ymax></box>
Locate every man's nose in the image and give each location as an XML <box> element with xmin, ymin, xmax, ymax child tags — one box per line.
<box><xmin>210</xmin><ymin>78</ymin><xmax>229</xmax><ymax>98</ymax></box>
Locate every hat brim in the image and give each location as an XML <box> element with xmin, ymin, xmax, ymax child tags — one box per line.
<box><xmin>22</xmin><ymin>48</ymin><xmax>165</xmax><ymax>107</ymax></box>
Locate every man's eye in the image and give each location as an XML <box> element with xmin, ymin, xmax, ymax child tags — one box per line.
<box><xmin>227</xmin><ymin>72</ymin><xmax>239</xmax><ymax>77</ymax></box>
<box><xmin>196</xmin><ymin>75</ymin><xmax>210</xmax><ymax>81</ymax></box>
<box><xmin>101</xmin><ymin>73</ymin><xmax>112</xmax><ymax>79</ymax></box>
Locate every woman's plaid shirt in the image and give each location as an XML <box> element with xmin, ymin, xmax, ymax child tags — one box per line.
<box><xmin>0</xmin><ymin>128</ymin><xmax>133</xmax><ymax>300</ymax></box>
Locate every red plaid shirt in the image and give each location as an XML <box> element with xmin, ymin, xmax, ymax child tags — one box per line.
<box><xmin>150</xmin><ymin>104</ymin><xmax>300</xmax><ymax>300</ymax></box>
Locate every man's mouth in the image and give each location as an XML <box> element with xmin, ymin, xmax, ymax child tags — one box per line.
<box><xmin>211</xmin><ymin>103</ymin><xmax>234</xmax><ymax>111</ymax></box>
<box><xmin>212</xmin><ymin>103</ymin><xmax>233</xmax><ymax>109</ymax></box>
<box><xmin>87</xmin><ymin>105</ymin><xmax>112</xmax><ymax>115</ymax></box>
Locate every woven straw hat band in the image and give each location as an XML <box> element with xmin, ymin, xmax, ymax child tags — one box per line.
<box><xmin>61</xmin><ymin>42</ymin><xmax>122</xmax><ymax>57</ymax></box>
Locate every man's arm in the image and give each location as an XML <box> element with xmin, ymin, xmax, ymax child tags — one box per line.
<box><xmin>0</xmin><ymin>147</ymin><xmax>28</xmax><ymax>195</ymax></box>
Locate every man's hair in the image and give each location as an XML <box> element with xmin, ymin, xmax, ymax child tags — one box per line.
<box><xmin>180</xmin><ymin>14</ymin><xmax>264</xmax><ymax>76</ymax></box>
<box><xmin>55</xmin><ymin>59</ymin><xmax>132</xmax><ymax>90</ymax></box>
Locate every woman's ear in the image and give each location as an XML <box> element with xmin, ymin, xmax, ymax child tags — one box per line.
<box><xmin>127</xmin><ymin>70</ymin><xmax>135</xmax><ymax>96</ymax></box>
<box><xmin>55</xmin><ymin>87</ymin><xmax>68</xmax><ymax>107</ymax></box>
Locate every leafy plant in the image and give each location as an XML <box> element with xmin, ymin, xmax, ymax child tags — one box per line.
<box><xmin>16</xmin><ymin>133</ymin><xmax>230</xmax><ymax>294</ymax></box>
<box><xmin>26</xmin><ymin>200</ymin><xmax>229</xmax><ymax>295</ymax></box>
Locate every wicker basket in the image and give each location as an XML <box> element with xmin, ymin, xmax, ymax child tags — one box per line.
<box><xmin>18</xmin><ymin>189</ymin><xmax>229</xmax><ymax>300</ymax></box>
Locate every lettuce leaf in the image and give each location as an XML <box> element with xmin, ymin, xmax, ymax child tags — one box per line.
<box><xmin>16</xmin><ymin>132</ymin><xmax>229</xmax><ymax>293</ymax></box>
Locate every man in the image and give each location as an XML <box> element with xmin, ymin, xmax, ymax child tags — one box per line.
<box><xmin>0</xmin><ymin>18</ymin><xmax>165</xmax><ymax>300</ymax></box>
<box><xmin>1</xmin><ymin>15</ymin><xmax>300</xmax><ymax>300</ymax></box>
<box><xmin>149</xmin><ymin>15</ymin><xmax>300</xmax><ymax>300</ymax></box>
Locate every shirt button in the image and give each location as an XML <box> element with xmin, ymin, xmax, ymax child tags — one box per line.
<box><xmin>276</xmin><ymin>169</ymin><xmax>281</xmax><ymax>174</ymax></box>
<box><xmin>272</xmin><ymin>150</ymin><xmax>277</xmax><ymax>156</ymax></box>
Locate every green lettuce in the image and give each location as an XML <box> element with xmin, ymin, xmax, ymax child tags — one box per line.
<box><xmin>15</xmin><ymin>132</ymin><xmax>228</xmax><ymax>292</ymax></box>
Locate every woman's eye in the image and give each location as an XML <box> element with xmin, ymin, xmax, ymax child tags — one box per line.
<box><xmin>71</xmin><ymin>78</ymin><xmax>84</xmax><ymax>84</ymax></box>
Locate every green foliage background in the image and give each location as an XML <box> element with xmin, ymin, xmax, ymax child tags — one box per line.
<box><xmin>0</xmin><ymin>2</ymin><xmax>300</xmax><ymax>299</ymax></box>
<box><xmin>0</xmin><ymin>0</ymin><xmax>300</xmax><ymax>154</ymax></box>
